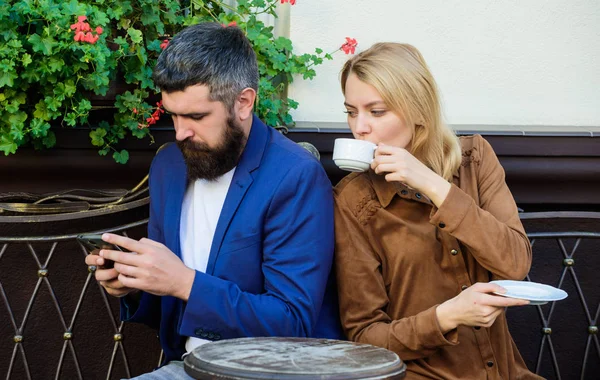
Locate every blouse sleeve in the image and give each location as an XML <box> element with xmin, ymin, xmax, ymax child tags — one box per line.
<box><xmin>335</xmin><ymin>193</ymin><xmax>458</xmax><ymax>361</ymax></box>
<box><xmin>429</xmin><ymin>135</ymin><xmax>532</xmax><ymax>280</ymax></box>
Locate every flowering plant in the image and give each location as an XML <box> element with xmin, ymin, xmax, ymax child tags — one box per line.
<box><xmin>0</xmin><ymin>0</ymin><xmax>355</xmax><ymax>163</ymax></box>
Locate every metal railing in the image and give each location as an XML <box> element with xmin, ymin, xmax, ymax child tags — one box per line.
<box><xmin>515</xmin><ymin>211</ymin><xmax>600</xmax><ymax>380</ymax></box>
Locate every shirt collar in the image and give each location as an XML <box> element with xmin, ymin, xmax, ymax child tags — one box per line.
<box><xmin>368</xmin><ymin>169</ymin><xmax>460</xmax><ymax>208</ymax></box>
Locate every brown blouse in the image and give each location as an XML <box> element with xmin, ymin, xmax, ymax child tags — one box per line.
<box><xmin>334</xmin><ymin>135</ymin><xmax>543</xmax><ymax>379</ymax></box>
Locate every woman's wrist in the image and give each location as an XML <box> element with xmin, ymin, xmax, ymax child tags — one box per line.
<box><xmin>436</xmin><ymin>300</ymin><xmax>459</xmax><ymax>333</ymax></box>
<box><xmin>424</xmin><ymin>174</ymin><xmax>452</xmax><ymax>208</ymax></box>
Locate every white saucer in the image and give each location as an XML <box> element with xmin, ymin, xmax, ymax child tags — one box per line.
<box><xmin>490</xmin><ymin>280</ymin><xmax>568</xmax><ymax>306</ymax></box>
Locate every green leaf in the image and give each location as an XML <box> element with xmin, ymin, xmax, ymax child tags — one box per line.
<box><xmin>64</xmin><ymin>112</ymin><xmax>78</xmax><ymax>126</ymax></box>
<box><xmin>48</xmin><ymin>57</ymin><xmax>64</xmax><ymax>73</ymax></box>
<box><xmin>60</xmin><ymin>0</ymin><xmax>87</xmax><ymax>16</ymax></box>
<box><xmin>127</xmin><ymin>28</ymin><xmax>143</xmax><ymax>44</ymax></box>
<box><xmin>42</xmin><ymin>131</ymin><xmax>56</xmax><ymax>148</ymax></box>
<box><xmin>8</xmin><ymin>111</ymin><xmax>27</xmax><ymax>128</ymax></box>
<box><xmin>0</xmin><ymin>70</ymin><xmax>17</xmax><ymax>87</ymax></box>
<box><xmin>146</xmin><ymin>39</ymin><xmax>162</xmax><ymax>53</ymax></box>
<box><xmin>89</xmin><ymin>128</ymin><xmax>107</xmax><ymax>146</ymax></box>
<box><xmin>54</xmin><ymin>80</ymin><xmax>77</xmax><ymax>99</ymax></box>
<box><xmin>113</xmin><ymin>149</ymin><xmax>129</xmax><ymax>164</ymax></box>
<box><xmin>0</xmin><ymin>134</ymin><xmax>17</xmax><ymax>155</ymax></box>
<box><xmin>77</xmin><ymin>99</ymin><xmax>92</xmax><ymax>114</ymax></box>
<box><xmin>33</xmin><ymin>101</ymin><xmax>51</xmax><ymax>120</ymax></box>
<box><xmin>22</xmin><ymin>54</ymin><xmax>32</xmax><ymax>67</ymax></box>
<box><xmin>28</xmin><ymin>34</ymin><xmax>57</xmax><ymax>55</ymax></box>
<box><xmin>30</xmin><ymin>118</ymin><xmax>51</xmax><ymax>137</ymax></box>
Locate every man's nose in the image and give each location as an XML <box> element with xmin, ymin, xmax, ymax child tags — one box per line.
<box><xmin>174</xmin><ymin>118</ymin><xmax>194</xmax><ymax>141</ymax></box>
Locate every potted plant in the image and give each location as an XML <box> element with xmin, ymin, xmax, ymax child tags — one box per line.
<box><xmin>0</xmin><ymin>0</ymin><xmax>357</xmax><ymax>163</ymax></box>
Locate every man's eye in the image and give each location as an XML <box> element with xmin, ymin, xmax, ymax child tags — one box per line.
<box><xmin>190</xmin><ymin>115</ymin><xmax>205</xmax><ymax>121</ymax></box>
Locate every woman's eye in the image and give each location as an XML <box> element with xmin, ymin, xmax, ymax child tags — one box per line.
<box><xmin>371</xmin><ymin>110</ymin><xmax>386</xmax><ymax>116</ymax></box>
<box><xmin>343</xmin><ymin>110</ymin><xmax>357</xmax><ymax>118</ymax></box>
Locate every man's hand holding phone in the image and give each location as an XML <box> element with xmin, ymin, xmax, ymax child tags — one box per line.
<box><xmin>80</xmin><ymin>234</ymin><xmax>137</xmax><ymax>298</ymax></box>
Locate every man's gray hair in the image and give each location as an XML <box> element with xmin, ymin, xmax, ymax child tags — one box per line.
<box><xmin>153</xmin><ymin>22</ymin><xmax>259</xmax><ymax>109</ymax></box>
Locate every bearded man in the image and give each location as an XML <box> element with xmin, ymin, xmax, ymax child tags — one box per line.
<box><xmin>84</xmin><ymin>22</ymin><xmax>342</xmax><ymax>379</ymax></box>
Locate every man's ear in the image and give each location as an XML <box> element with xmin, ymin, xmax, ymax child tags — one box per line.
<box><xmin>235</xmin><ymin>87</ymin><xmax>257</xmax><ymax>121</ymax></box>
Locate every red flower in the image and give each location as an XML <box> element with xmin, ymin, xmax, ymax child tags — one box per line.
<box><xmin>281</xmin><ymin>0</ymin><xmax>296</xmax><ymax>4</ymax></box>
<box><xmin>83</xmin><ymin>32</ymin><xmax>99</xmax><ymax>44</ymax></box>
<box><xmin>133</xmin><ymin>108</ymin><xmax>138</xmax><ymax>114</ymax></box>
<box><xmin>160</xmin><ymin>39</ymin><xmax>170</xmax><ymax>50</ymax></box>
<box><xmin>73</xmin><ymin>31</ymin><xmax>86</xmax><ymax>42</ymax></box>
<box><xmin>341</xmin><ymin>37</ymin><xmax>358</xmax><ymax>55</ymax></box>
<box><xmin>221</xmin><ymin>21</ymin><xmax>238</xmax><ymax>27</ymax></box>
<box><xmin>70</xmin><ymin>16</ymin><xmax>91</xmax><ymax>33</ymax></box>
<box><xmin>70</xmin><ymin>15</ymin><xmax>102</xmax><ymax>44</ymax></box>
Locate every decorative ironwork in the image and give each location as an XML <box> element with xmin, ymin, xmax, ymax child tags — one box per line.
<box><xmin>0</xmin><ymin>174</ymin><xmax>162</xmax><ymax>379</ymax></box>
<box><xmin>518</xmin><ymin>211</ymin><xmax>600</xmax><ymax>380</ymax></box>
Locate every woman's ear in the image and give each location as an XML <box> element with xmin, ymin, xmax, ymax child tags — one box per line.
<box><xmin>235</xmin><ymin>87</ymin><xmax>257</xmax><ymax>121</ymax></box>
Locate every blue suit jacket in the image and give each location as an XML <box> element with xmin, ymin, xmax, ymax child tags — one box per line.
<box><xmin>122</xmin><ymin>115</ymin><xmax>343</xmax><ymax>363</ymax></box>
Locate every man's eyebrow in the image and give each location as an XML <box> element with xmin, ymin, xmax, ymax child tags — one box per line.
<box><xmin>163</xmin><ymin>109</ymin><xmax>210</xmax><ymax>118</ymax></box>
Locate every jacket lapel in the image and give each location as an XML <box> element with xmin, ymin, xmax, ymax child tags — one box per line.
<box><xmin>206</xmin><ymin>115</ymin><xmax>269</xmax><ymax>274</ymax></box>
<box><xmin>164</xmin><ymin>148</ymin><xmax>188</xmax><ymax>259</ymax></box>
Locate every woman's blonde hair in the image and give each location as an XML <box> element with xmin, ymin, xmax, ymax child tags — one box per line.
<box><xmin>341</xmin><ymin>42</ymin><xmax>461</xmax><ymax>181</ymax></box>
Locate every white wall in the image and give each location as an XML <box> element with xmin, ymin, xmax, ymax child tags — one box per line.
<box><xmin>288</xmin><ymin>0</ymin><xmax>600</xmax><ymax>126</ymax></box>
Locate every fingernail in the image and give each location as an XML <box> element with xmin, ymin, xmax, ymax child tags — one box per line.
<box><xmin>102</xmin><ymin>233</ymin><xmax>109</xmax><ymax>240</ymax></box>
<box><xmin>99</xmin><ymin>250</ymin><xmax>104</xmax><ymax>257</ymax></box>
<box><xmin>497</xmin><ymin>286</ymin><xmax>507</xmax><ymax>294</ymax></box>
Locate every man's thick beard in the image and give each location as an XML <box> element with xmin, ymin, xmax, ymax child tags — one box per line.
<box><xmin>177</xmin><ymin>116</ymin><xmax>247</xmax><ymax>182</ymax></box>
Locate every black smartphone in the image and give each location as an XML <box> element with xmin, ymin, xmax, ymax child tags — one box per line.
<box><xmin>77</xmin><ymin>233</ymin><xmax>122</xmax><ymax>269</ymax></box>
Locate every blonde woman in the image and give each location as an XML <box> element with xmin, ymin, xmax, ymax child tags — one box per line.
<box><xmin>334</xmin><ymin>42</ymin><xmax>542</xmax><ymax>379</ymax></box>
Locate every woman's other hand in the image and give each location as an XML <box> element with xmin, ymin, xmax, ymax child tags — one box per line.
<box><xmin>435</xmin><ymin>282</ymin><xmax>530</xmax><ymax>333</ymax></box>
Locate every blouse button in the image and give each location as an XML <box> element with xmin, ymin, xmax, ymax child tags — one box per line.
<box><xmin>461</xmin><ymin>285</ymin><xmax>468</xmax><ymax>291</ymax></box>
<box><xmin>487</xmin><ymin>361</ymin><xmax>494</xmax><ymax>367</ymax></box>
<box><xmin>400</xmin><ymin>189</ymin><xmax>408</xmax><ymax>195</ymax></box>
<box><xmin>474</xmin><ymin>326</ymin><xmax>481</xmax><ymax>330</ymax></box>
<box><xmin>415</xmin><ymin>193</ymin><xmax>422</xmax><ymax>199</ymax></box>
<box><xmin>451</xmin><ymin>249</ymin><xmax>458</xmax><ymax>256</ymax></box>
<box><xmin>439</xmin><ymin>222</ymin><xmax>446</xmax><ymax>228</ymax></box>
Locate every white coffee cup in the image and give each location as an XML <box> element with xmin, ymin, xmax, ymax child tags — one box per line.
<box><xmin>332</xmin><ymin>138</ymin><xmax>377</xmax><ymax>172</ymax></box>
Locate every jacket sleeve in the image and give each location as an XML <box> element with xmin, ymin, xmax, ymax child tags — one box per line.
<box><xmin>429</xmin><ymin>135</ymin><xmax>531</xmax><ymax>280</ymax></box>
<box><xmin>120</xmin><ymin>157</ymin><xmax>162</xmax><ymax>329</ymax></box>
<box><xmin>178</xmin><ymin>159</ymin><xmax>335</xmax><ymax>339</ymax></box>
<box><xmin>334</xmin><ymin>193</ymin><xmax>458</xmax><ymax>361</ymax></box>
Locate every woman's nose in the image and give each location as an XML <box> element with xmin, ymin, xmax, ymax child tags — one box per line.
<box><xmin>354</xmin><ymin>114</ymin><xmax>371</xmax><ymax>135</ymax></box>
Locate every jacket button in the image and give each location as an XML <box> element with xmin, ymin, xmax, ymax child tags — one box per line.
<box><xmin>461</xmin><ymin>285</ymin><xmax>468</xmax><ymax>291</ymax></box>
<box><xmin>214</xmin><ymin>334</ymin><xmax>221</xmax><ymax>340</ymax></box>
<box><xmin>439</xmin><ymin>222</ymin><xmax>446</xmax><ymax>228</ymax></box>
<box><xmin>487</xmin><ymin>360</ymin><xmax>494</xmax><ymax>367</ymax></box>
<box><xmin>207</xmin><ymin>332</ymin><xmax>215</xmax><ymax>340</ymax></box>
<box><xmin>451</xmin><ymin>249</ymin><xmax>458</xmax><ymax>256</ymax></box>
<box><xmin>194</xmin><ymin>329</ymin><xmax>204</xmax><ymax>337</ymax></box>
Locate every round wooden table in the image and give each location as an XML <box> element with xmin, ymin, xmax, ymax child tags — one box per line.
<box><xmin>184</xmin><ymin>337</ymin><xmax>406</xmax><ymax>379</ymax></box>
